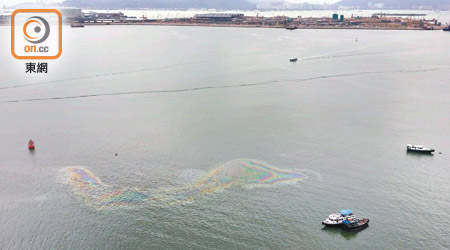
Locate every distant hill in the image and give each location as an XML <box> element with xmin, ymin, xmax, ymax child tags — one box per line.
<box><xmin>337</xmin><ymin>0</ymin><xmax>450</xmax><ymax>9</ymax></box>
<box><xmin>62</xmin><ymin>0</ymin><xmax>256</xmax><ymax>10</ymax></box>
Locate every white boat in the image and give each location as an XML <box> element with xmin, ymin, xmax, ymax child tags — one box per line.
<box><xmin>406</xmin><ymin>144</ymin><xmax>435</xmax><ymax>154</ymax></box>
<box><xmin>322</xmin><ymin>209</ymin><xmax>355</xmax><ymax>227</ymax></box>
<box><xmin>290</xmin><ymin>57</ymin><xmax>298</xmax><ymax>62</ymax></box>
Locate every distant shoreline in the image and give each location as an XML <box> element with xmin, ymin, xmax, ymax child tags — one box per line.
<box><xmin>76</xmin><ymin>22</ymin><xmax>428</xmax><ymax>31</ymax></box>
<box><xmin>0</xmin><ymin>22</ymin><xmax>433</xmax><ymax>30</ymax></box>
<box><xmin>1</xmin><ymin>9</ymin><xmax>447</xmax><ymax>31</ymax></box>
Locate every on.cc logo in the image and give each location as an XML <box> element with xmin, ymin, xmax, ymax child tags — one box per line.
<box><xmin>23</xmin><ymin>16</ymin><xmax>50</xmax><ymax>44</ymax></box>
<box><xmin>11</xmin><ymin>9</ymin><xmax>62</xmax><ymax>60</ymax></box>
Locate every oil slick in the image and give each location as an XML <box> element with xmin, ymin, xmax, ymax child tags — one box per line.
<box><xmin>64</xmin><ymin>159</ymin><xmax>307</xmax><ymax>209</ymax></box>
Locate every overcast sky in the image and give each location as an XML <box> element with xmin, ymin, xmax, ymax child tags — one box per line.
<box><xmin>3</xmin><ymin>0</ymin><xmax>340</xmax><ymax>7</ymax></box>
<box><xmin>3</xmin><ymin>0</ymin><xmax>60</xmax><ymax>5</ymax></box>
<box><xmin>254</xmin><ymin>0</ymin><xmax>339</xmax><ymax>3</ymax></box>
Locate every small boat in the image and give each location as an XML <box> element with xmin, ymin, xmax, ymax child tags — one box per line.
<box><xmin>406</xmin><ymin>144</ymin><xmax>435</xmax><ymax>154</ymax></box>
<box><xmin>322</xmin><ymin>209</ymin><xmax>355</xmax><ymax>227</ymax></box>
<box><xmin>28</xmin><ymin>140</ymin><xmax>35</xmax><ymax>150</ymax></box>
<box><xmin>290</xmin><ymin>57</ymin><xmax>298</xmax><ymax>62</ymax></box>
<box><xmin>342</xmin><ymin>218</ymin><xmax>369</xmax><ymax>231</ymax></box>
<box><xmin>71</xmin><ymin>22</ymin><xmax>85</xmax><ymax>28</ymax></box>
<box><xmin>443</xmin><ymin>24</ymin><xmax>450</xmax><ymax>31</ymax></box>
<box><xmin>286</xmin><ymin>26</ymin><xmax>297</xmax><ymax>30</ymax></box>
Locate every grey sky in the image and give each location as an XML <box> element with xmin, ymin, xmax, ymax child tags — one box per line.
<box><xmin>253</xmin><ymin>0</ymin><xmax>339</xmax><ymax>3</ymax></box>
<box><xmin>3</xmin><ymin>0</ymin><xmax>341</xmax><ymax>7</ymax></box>
<box><xmin>3</xmin><ymin>0</ymin><xmax>59</xmax><ymax>5</ymax></box>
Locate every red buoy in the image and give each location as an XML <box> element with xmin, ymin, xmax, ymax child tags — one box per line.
<box><xmin>28</xmin><ymin>140</ymin><xmax>35</xmax><ymax>150</ymax></box>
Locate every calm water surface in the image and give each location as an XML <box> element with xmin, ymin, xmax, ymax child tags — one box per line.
<box><xmin>1</xmin><ymin>25</ymin><xmax>450</xmax><ymax>249</ymax></box>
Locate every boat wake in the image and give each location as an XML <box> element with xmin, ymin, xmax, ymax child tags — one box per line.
<box><xmin>301</xmin><ymin>51</ymin><xmax>385</xmax><ymax>61</ymax></box>
<box><xmin>64</xmin><ymin>159</ymin><xmax>307</xmax><ymax>209</ymax></box>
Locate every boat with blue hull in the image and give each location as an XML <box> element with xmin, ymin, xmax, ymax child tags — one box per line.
<box><xmin>342</xmin><ymin>218</ymin><xmax>369</xmax><ymax>231</ymax></box>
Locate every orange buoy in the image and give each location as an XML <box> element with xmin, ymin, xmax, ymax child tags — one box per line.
<box><xmin>28</xmin><ymin>140</ymin><xmax>35</xmax><ymax>150</ymax></box>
